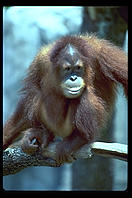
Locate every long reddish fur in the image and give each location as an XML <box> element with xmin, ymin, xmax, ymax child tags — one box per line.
<box><xmin>3</xmin><ymin>34</ymin><xmax>128</xmax><ymax>151</ymax></box>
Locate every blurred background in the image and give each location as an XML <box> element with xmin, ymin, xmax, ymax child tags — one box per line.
<box><xmin>3</xmin><ymin>6</ymin><xmax>128</xmax><ymax>191</ymax></box>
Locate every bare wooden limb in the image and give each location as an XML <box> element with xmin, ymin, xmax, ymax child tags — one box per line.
<box><xmin>3</xmin><ymin>147</ymin><xmax>58</xmax><ymax>176</ymax></box>
<box><xmin>91</xmin><ymin>142</ymin><xmax>128</xmax><ymax>162</ymax></box>
<box><xmin>3</xmin><ymin>141</ymin><xmax>128</xmax><ymax>176</ymax></box>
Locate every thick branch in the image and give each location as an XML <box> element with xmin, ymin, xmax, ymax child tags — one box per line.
<box><xmin>91</xmin><ymin>142</ymin><xmax>128</xmax><ymax>162</ymax></box>
<box><xmin>3</xmin><ymin>141</ymin><xmax>128</xmax><ymax>176</ymax></box>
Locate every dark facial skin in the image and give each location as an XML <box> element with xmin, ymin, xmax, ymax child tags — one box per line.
<box><xmin>58</xmin><ymin>44</ymin><xmax>86</xmax><ymax>99</ymax></box>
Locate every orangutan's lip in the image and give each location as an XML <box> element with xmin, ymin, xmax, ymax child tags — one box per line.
<box><xmin>67</xmin><ymin>87</ymin><xmax>81</xmax><ymax>94</ymax></box>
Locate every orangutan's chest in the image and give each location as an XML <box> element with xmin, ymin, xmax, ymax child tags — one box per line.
<box><xmin>40</xmin><ymin>104</ymin><xmax>73</xmax><ymax>138</ymax></box>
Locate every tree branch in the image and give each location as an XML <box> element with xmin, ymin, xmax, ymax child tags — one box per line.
<box><xmin>3</xmin><ymin>141</ymin><xmax>128</xmax><ymax>176</ymax></box>
<box><xmin>91</xmin><ymin>142</ymin><xmax>128</xmax><ymax>162</ymax></box>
